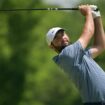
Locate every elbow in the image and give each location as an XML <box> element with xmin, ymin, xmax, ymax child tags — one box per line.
<box><xmin>99</xmin><ymin>42</ymin><xmax>105</xmax><ymax>51</ymax></box>
<box><xmin>100</xmin><ymin>45</ymin><xmax>105</xmax><ymax>52</ymax></box>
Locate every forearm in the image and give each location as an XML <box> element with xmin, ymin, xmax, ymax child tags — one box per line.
<box><xmin>93</xmin><ymin>17</ymin><xmax>105</xmax><ymax>49</ymax></box>
<box><xmin>82</xmin><ymin>13</ymin><xmax>94</xmax><ymax>37</ymax></box>
<box><xmin>79</xmin><ymin>12</ymin><xmax>94</xmax><ymax>49</ymax></box>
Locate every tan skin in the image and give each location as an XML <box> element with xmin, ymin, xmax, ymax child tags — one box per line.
<box><xmin>50</xmin><ymin>5</ymin><xmax>105</xmax><ymax>58</ymax></box>
<box><xmin>50</xmin><ymin>30</ymin><xmax>70</xmax><ymax>53</ymax></box>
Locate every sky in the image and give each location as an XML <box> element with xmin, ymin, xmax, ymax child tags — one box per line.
<box><xmin>42</xmin><ymin>0</ymin><xmax>79</xmax><ymax>7</ymax></box>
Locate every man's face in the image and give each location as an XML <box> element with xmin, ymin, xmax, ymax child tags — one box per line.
<box><xmin>50</xmin><ymin>30</ymin><xmax>70</xmax><ymax>53</ymax></box>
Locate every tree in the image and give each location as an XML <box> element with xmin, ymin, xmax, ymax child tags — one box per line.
<box><xmin>0</xmin><ymin>0</ymin><xmax>43</xmax><ymax>105</ymax></box>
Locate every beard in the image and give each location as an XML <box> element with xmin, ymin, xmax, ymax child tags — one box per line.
<box><xmin>51</xmin><ymin>42</ymin><xmax>72</xmax><ymax>53</ymax></box>
<box><xmin>57</xmin><ymin>45</ymin><xmax>67</xmax><ymax>52</ymax></box>
<box><xmin>57</xmin><ymin>42</ymin><xmax>72</xmax><ymax>53</ymax></box>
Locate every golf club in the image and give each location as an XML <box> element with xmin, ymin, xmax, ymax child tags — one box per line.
<box><xmin>0</xmin><ymin>7</ymin><xmax>99</xmax><ymax>12</ymax></box>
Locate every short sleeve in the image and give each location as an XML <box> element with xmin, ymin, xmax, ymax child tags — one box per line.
<box><xmin>85</xmin><ymin>48</ymin><xmax>92</xmax><ymax>58</ymax></box>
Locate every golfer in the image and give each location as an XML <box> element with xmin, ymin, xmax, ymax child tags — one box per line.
<box><xmin>46</xmin><ymin>4</ymin><xmax>105</xmax><ymax>105</ymax></box>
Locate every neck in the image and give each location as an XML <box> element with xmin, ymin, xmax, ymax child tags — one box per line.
<box><xmin>57</xmin><ymin>46</ymin><xmax>66</xmax><ymax>53</ymax></box>
<box><xmin>56</xmin><ymin>42</ymin><xmax>72</xmax><ymax>53</ymax></box>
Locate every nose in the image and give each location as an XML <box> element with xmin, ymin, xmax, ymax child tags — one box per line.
<box><xmin>62</xmin><ymin>35</ymin><xmax>67</xmax><ymax>42</ymax></box>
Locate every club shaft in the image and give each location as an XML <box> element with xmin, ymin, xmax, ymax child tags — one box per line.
<box><xmin>0</xmin><ymin>7</ymin><xmax>99</xmax><ymax>12</ymax></box>
<box><xmin>0</xmin><ymin>8</ymin><xmax>79</xmax><ymax>12</ymax></box>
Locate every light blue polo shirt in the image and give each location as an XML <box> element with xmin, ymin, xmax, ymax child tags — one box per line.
<box><xmin>53</xmin><ymin>41</ymin><xmax>105</xmax><ymax>103</ymax></box>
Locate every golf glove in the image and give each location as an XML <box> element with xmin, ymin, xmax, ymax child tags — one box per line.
<box><xmin>90</xmin><ymin>5</ymin><xmax>101</xmax><ymax>18</ymax></box>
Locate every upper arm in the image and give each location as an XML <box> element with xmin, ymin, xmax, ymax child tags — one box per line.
<box><xmin>89</xmin><ymin>46</ymin><xmax>105</xmax><ymax>59</ymax></box>
<box><xmin>78</xmin><ymin>32</ymin><xmax>92</xmax><ymax>49</ymax></box>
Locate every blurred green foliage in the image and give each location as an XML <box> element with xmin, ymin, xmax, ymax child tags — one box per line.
<box><xmin>0</xmin><ymin>0</ymin><xmax>105</xmax><ymax>105</ymax></box>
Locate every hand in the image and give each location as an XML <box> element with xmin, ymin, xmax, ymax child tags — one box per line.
<box><xmin>90</xmin><ymin>5</ymin><xmax>101</xmax><ymax>18</ymax></box>
<box><xmin>79</xmin><ymin>5</ymin><xmax>92</xmax><ymax>16</ymax></box>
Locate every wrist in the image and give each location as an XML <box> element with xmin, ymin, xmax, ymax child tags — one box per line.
<box><xmin>92</xmin><ymin>10</ymin><xmax>101</xmax><ymax>19</ymax></box>
<box><xmin>90</xmin><ymin>5</ymin><xmax>101</xmax><ymax>19</ymax></box>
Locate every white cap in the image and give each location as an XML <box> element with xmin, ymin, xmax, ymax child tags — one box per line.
<box><xmin>46</xmin><ymin>27</ymin><xmax>64</xmax><ymax>45</ymax></box>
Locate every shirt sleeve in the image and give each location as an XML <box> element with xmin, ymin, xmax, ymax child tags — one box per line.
<box><xmin>84</xmin><ymin>48</ymin><xmax>92</xmax><ymax>58</ymax></box>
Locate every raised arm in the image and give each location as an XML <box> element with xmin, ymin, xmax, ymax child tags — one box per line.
<box><xmin>78</xmin><ymin>5</ymin><xmax>94</xmax><ymax>49</ymax></box>
<box><xmin>90</xmin><ymin>15</ymin><xmax>105</xmax><ymax>58</ymax></box>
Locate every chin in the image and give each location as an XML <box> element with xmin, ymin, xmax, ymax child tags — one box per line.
<box><xmin>62</xmin><ymin>44</ymin><xmax>68</xmax><ymax>48</ymax></box>
<box><xmin>64</xmin><ymin>42</ymin><xmax>69</xmax><ymax>46</ymax></box>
